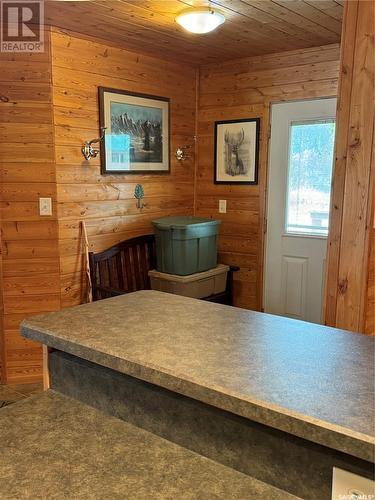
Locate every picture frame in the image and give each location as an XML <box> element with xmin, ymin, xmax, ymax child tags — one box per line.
<box><xmin>214</xmin><ymin>118</ymin><xmax>260</xmax><ymax>185</ymax></box>
<box><xmin>98</xmin><ymin>87</ymin><xmax>170</xmax><ymax>175</ymax></box>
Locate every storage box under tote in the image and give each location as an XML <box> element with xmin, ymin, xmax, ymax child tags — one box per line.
<box><xmin>149</xmin><ymin>264</ymin><xmax>229</xmax><ymax>299</ymax></box>
<box><xmin>152</xmin><ymin>216</ymin><xmax>221</xmax><ymax>276</ymax></box>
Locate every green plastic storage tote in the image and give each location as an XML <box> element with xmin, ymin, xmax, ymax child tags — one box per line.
<box><xmin>152</xmin><ymin>216</ymin><xmax>221</xmax><ymax>276</ymax></box>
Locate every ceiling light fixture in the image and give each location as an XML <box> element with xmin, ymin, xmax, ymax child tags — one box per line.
<box><xmin>175</xmin><ymin>7</ymin><xmax>225</xmax><ymax>34</ymax></box>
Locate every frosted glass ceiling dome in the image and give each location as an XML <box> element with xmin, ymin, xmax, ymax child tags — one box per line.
<box><xmin>176</xmin><ymin>7</ymin><xmax>225</xmax><ymax>34</ymax></box>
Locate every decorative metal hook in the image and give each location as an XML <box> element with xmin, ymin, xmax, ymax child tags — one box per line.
<box><xmin>134</xmin><ymin>184</ymin><xmax>145</xmax><ymax>210</ymax></box>
<box><xmin>81</xmin><ymin>127</ymin><xmax>106</xmax><ymax>161</ymax></box>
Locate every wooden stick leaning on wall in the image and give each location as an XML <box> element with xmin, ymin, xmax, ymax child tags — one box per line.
<box><xmin>43</xmin><ymin>222</ymin><xmax>93</xmax><ymax>391</ymax></box>
<box><xmin>82</xmin><ymin>220</ymin><xmax>93</xmax><ymax>303</ymax></box>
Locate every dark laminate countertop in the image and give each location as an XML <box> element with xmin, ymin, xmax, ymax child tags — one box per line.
<box><xmin>0</xmin><ymin>391</ymin><xmax>298</xmax><ymax>499</ymax></box>
<box><xmin>21</xmin><ymin>291</ymin><xmax>375</xmax><ymax>462</ymax></box>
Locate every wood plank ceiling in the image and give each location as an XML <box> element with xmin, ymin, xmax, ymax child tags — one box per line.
<box><xmin>45</xmin><ymin>0</ymin><xmax>343</xmax><ymax>64</ymax></box>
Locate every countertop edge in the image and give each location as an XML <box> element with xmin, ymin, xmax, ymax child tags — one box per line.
<box><xmin>21</xmin><ymin>323</ymin><xmax>375</xmax><ymax>463</ymax></box>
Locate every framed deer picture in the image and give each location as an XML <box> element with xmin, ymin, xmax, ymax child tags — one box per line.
<box><xmin>214</xmin><ymin>118</ymin><xmax>260</xmax><ymax>184</ymax></box>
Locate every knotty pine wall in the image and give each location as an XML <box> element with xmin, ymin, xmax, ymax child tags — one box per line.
<box><xmin>0</xmin><ymin>31</ymin><xmax>61</xmax><ymax>383</ymax></box>
<box><xmin>324</xmin><ymin>0</ymin><xmax>374</xmax><ymax>334</ymax></box>
<box><xmin>196</xmin><ymin>44</ymin><xmax>340</xmax><ymax>310</ymax></box>
<box><xmin>1</xmin><ymin>27</ymin><xmax>372</xmax><ymax>383</ymax></box>
<box><xmin>365</xmin><ymin>228</ymin><xmax>374</xmax><ymax>335</ymax></box>
<box><xmin>0</xmin><ymin>35</ymin><xmax>342</xmax><ymax>384</ymax></box>
<box><xmin>50</xmin><ymin>30</ymin><xmax>197</xmax><ymax>309</ymax></box>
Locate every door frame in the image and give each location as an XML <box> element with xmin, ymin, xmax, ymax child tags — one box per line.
<box><xmin>259</xmin><ymin>96</ymin><xmax>338</xmax><ymax>313</ymax></box>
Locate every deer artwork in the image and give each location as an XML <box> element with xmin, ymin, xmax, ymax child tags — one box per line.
<box><xmin>224</xmin><ymin>128</ymin><xmax>246</xmax><ymax>176</ymax></box>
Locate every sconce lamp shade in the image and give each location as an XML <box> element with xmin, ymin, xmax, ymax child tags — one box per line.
<box><xmin>176</xmin><ymin>7</ymin><xmax>225</xmax><ymax>34</ymax></box>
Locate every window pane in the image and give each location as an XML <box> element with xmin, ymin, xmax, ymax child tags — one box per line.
<box><xmin>286</xmin><ymin>120</ymin><xmax>335</xmax><ymax>236</ymax></box>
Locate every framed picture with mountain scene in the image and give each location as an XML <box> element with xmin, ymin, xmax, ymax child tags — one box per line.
<box><xmin>214</xmin><ymin>118</ymin><xmax>260</xmax><ymax>185</ymax></box>
<box><xmin>99</xmin><ymin>87</ymin><xmax>170</xmax><ymax>174</ymax></box>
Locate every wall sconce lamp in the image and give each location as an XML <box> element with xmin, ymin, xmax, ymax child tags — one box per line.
<box><xmin>81</xmin><ymin>127</ymin><xmax>106</xmax><ymax>161</ymax></box>
<box><xmin>175</xmin><ymin>136</ymin><xmax>197</xmax><ymax>161</ymax></box>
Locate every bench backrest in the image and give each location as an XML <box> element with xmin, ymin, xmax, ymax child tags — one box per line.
<box><xmin>89</xmin><ymin>234</ymin><xmax>156</xmax><ymax>301</ymax></box>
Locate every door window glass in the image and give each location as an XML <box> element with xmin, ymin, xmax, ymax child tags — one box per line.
<box><xmin>286</xmin><ymin>120</ymin><xmax>335</xmax><ymax>236</ymax></box>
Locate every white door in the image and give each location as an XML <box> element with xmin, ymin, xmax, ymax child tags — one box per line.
<box><xmin>264</xmin><ymin>99</ymin><xmax>336</xmax><ymax>324</ymax></box>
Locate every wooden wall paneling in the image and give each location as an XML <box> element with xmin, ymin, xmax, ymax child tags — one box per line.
<box><xmin>1</xmin><ymin>163</ymin><xmax>56</xmax><ymax>183</ymax></box>
<box><xmin>324</xmin><ymin>0</ymin><xmax>375</xmax><ymax>333</ymax></box>
<box><xmin>365</xmin><ymin>228</ymin><xmax>375</xmax><ymax>335</ymax></box>
<box><xmin>256</xmin><ymin>102</ymin><xmax>270</xmax><ymax>314</ymax></box>
<box><xmin>4</xmin><ymin>329</ymin><xmax>43</xmax><ymax>382</ymax></box>
<box><xmin>0</xmin><ymin>28</ymin><xmax>61</xmax><ymax>384</ymax></box>
<box><xmin>0</xmin><ymin>19</ymin><xmax>348</xmax><ymax>383</ymax></box>
<box><xmin>197</xmin><ymin>44</ymin><xmax>340</xmax><ymax>310</ymax></box>
<box><xmin>335</xmin><ymin>0</ymin><xmax>374</xmax><ymax>332</ymax></box>
<box><xmin>201</xmin><ymin>43</ymin><xmax>340</xmax><ymax>74</ymax></box>
<box><xmin>365</xmin><ymin>142</ymin><xmax>375</xmax><ymax>334</ymax></box>
<box><xmin>0</xmin><ymin>248</ymin><xmax>4</xmax><ymax>383</ymax></box>
<box><xmin>323</xmin><ymin>0</ymin><xmax>359</xmax><ymax>327</ymax></box>
<box><xmin>51</xmin><ymin>29</ymin><xmax>197</xmax><ymax>309</ymax></box>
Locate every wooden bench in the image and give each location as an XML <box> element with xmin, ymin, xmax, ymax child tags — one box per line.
<box><xmin>89</xmin><ymin>234</ymin><xmax>238</xmax><ymax>305</ymax></box>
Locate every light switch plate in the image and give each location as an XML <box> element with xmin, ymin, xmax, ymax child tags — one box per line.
<box><xmin>39</xmin><ymin>197</ymin><xmax>52</xmax><ymax>216</ymax></box>
<box><xmin>332</xmin><ymin>467</ymin><xmax>375</xmax><ymax>500</ymax></box>
<box><xmin>219</xmin><ymin>199</ymin><xmax>227</xmax><ymax>213</ymax></box>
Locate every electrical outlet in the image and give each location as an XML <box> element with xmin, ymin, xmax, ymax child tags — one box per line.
<box><xmin>39</xmin><ymin>197</ymin><xmax>52</xmax><ymax>216</ymax></box>
<box><xmin>219</xmin><ymin>199</ymin><xmax>227</xmax><ymax>213</ymax></box>
<box><xmin>332</xmin><ymin>467</ymin><xmax>375</xmax><ymax>500</ymax></box>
